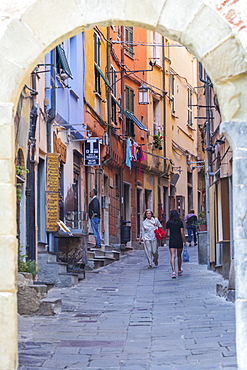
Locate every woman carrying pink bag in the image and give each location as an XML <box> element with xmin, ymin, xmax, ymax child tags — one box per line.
<box><xmin>140</xmin><ymin>209</ymin><xmax>162</xmax><ymax>268</ymax></box>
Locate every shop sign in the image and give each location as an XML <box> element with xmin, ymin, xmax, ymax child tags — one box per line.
<box><xmin>46</xmin><ymin>153</ymin><xmax>59</xmax><ymax>232</ymax></box>
<box><xmin>84</xmin><ymin>138</ymin><xmax>100</xmax><ymax>166</ymax></box>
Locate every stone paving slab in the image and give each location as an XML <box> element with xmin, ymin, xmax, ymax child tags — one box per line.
<box><xmin>18</xmin><ymin>245</ymin><xmax>237</xmax><ymax>369</ymax></box>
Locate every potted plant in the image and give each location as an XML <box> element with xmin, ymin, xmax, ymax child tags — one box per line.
<box><xmin>153</xmin><ymin>134</ymin><xmax>162</xmax><ymax>150</ymax></box>
<box><xmin>197</xmin><ymin>212</ymin><xmax>207</xmax><ymax>231</ymax></box>
<box><xmin>18</xmin><ymin>253</ymin><xmax>38</xmax><ymax>280</ymax></box>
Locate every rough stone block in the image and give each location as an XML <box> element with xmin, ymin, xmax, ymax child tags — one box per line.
<box><xmin>110</xmin><ymin>0</ymin><xmax>165</xmax><ymax>28</ymax></box>
<box><xmin>216</xmin><ymin>283</ymin><xmax>227</xmax><ymax>298</ymax></box>
<box><xmin>0</xmin><ymin>124</ymin><xmax>14</xmax><ymax>159</ymax></box>
<box><xmin>38</xmin><ymin>298</ymin><xmax>62</xmax><ymax>316</ymax></box>
<box><xmin>0</xmin><ymin>102</ymin><xmax>14</xmax><ymax>126</ymax></box>
<box><xmin>227</xmin><ymin>290</ymin><xmax>235</xmax><ymax>303</ymax></box>
<box><xmin>0</xmin><ymin>235</ymin><xmax>17</xmax><ymax>291</ymax></box>
<box><xmin>17</xmin><ymin>283</ymin><xmax>47</xmax><ymax>315</ymax></box>
<box><xmin>0</xmin><ymin>293</ymin><xmax>18</xmax><ymax>370</ymax></box>
<box><xmin>0</xmin><ymin>18</ymin><xmax>44</xmax><ymax>70</ymax></box>
<box><xmin>202</xmin><ymin>36</ymin><xmax>247</xmax><ymax>83</ymax></box>
<box><xmin>22</xmin><ymin>0</ymin><xmax>85</xmax><ymax>46</ymax></box>
<box><xmin>0</xmin><ymin>54</ymin><xmax>26</xmax><ymax>103</ymax></box>
<box><xmin>158</xmin><ymin>0</ymin><xmax>203</xmax><ymax>41</ymax></box>
<box><xmin>181</xmin><ymin>4</ymin><xmax>232</xmax><ymax>60</ymax></box>
<box><xmin>0</xmin><ymin>185</ymin><xmax>16</xmax><ymax>235</ymax></box>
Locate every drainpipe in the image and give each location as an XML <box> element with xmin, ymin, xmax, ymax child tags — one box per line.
<box><xmin>26</xmin><ymin>70</ymin><xmax>38</xmax><ymax>261</ymax></box>
<box><xmin>102</xmin><ymin>26</ymin><xmax>112</xmax><ymax>167</ymax></box>
<box><xmin>158</xmin><ymin>36</ymin><xmax>167</xmax><ymax>215</ymax></box>
<box><xmin>199</xmin><ymin>63</ymin><xmax>211</xmax><ymax>269</ymax></box>
<box><xmin>47</xmin><ymin>49</ymin><xmax>56</xmax><ymax>153</ymax></box>
<box><xmin>46</xmin><ymin>49</ymin><xmax>56</xmax><ymax>252</ymax></box>
<box><xmin>119</xmin><ymin>26</ymin><xmax>125</xmax><ymax>227</ymax></box>
<box><xmin>162</xmin><ymin>36</ymin><xmax>167</xmax><ymax>176</ymax></box>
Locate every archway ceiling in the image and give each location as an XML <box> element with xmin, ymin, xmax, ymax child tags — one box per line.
<box><xmin>1</xmin><ymin>0</ymin><xmax>247</xmax><ymax>120</ymax></box>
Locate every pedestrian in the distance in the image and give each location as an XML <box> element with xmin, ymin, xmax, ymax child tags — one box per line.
<box><xmin>184</xmin><ymin>209</ymin><xmax>197</xmax><ymax>246</ymax></box>
<box><xmin>166</xmin><ymin>210</ymin><xmax>186</xmax><ymax>279</ymax></box>
<box><xmin>89</xmin><ymin>189</ymin><xmax>101</xmax><ymax>248</ymax></box>
<box><xmin>140</xmin><ymin>209</ymin><xmax>162</xmax><ymax>268</ymax></box>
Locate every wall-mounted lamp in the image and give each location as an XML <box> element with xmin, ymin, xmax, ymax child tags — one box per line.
<box><xmin>206</xmin><ymin>145</ymin><xmax>215</xmax><ymax>154</ymax></box>
<box><xmin>138</xmin><ymin>83</ymin><xmax>149</xmax><ymax>105</ymax></box>
<box><xmin>216</xmin><ymin>138</ymin><xmax>225</xmax><ymax>145</ymax></box>
<box><xmin>192</xmin><ymin>165</ymin><xmax>204</xmax><ymax>170</ymax></box>
<box><xmin>188</xmin><ymin>160</ymin><xmax>205</xmax><ymax>165</ymax></box>
<box><xmin>172</xmin><ymin>166</ymin><xmax>183</xmax><ymax>173</ymax></box>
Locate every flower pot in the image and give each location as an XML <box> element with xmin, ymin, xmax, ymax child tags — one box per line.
<box><xmin>198</xmin><ymin>225</ymin><xmax>207</xmax><ymax>231</ymax></box>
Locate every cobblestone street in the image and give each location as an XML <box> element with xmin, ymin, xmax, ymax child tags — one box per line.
<box><xmin>18</xmin><ymin>245</ymin><xmax>237</xmax><ymax>369</ymax></box>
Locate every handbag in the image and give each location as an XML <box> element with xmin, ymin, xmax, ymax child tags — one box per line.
<box><xmin>183</xmin><ymin>246</ymin><xmax>190</xmax><ymax>262</ymax></box>
<box><xmin>154</xmin><ymin>227</ymin><xmax>165</xmax><ymax>240</ymax></box>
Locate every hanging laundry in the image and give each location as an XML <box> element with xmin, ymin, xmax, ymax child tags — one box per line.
<box><xmin>139</xmin><ymin>146</ymin><xmax>145</xmax><ymax>161</ymax></box>
<box><xmin>126</xmin><ymin>138</ymin><xmax>132</xmax><ymax>169</ymax></box>
<box><xmin>131</xmin><ymin>141</ymin><xmax>138</xmax><ymax>162</ymax></box>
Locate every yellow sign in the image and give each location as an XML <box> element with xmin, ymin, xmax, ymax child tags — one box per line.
<box><xmin>46</xmin><ymin>153</ymin><xmax>60</xmax><ymax>232</ymax></box>
<box><xmin>47</xmin><ymin>153</ymin><xmax>60</xmax><ymax>191</ymax></box>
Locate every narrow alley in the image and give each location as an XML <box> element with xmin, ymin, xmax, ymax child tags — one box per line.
<box><xmin>18</xmin><ymin>245</ymin><xmax>236</xmax><ymax>370</ymax></box>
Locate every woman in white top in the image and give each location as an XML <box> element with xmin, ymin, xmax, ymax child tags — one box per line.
<box><xmin>140</xmin><ymin>209</ymin><xmax>162</xmax><ymax>268</ymax></box>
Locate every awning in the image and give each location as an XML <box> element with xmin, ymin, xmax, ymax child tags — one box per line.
<box><xmin>112</xmin><ymin>95</ymin><xmax>148</xmax><ymax>132</ymax></box>
<box><xmin>56</xmin><ymin>44</ymin><xmax>73</xmax><ymax>79</ymax></box>
<box><xmin>55</xmin><ymin>113</ymin><xmax>83</xmax><ymax>140</ymax></box>
<box><xmin>94</xmin><ymin>63</ymin><xmax>112</xmax><ymax>90</ymax></box>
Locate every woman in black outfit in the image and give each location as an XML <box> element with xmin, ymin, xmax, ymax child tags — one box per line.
<box><xmin>166</xmin><ymin>210</ymin><xmax>186</xmax><ymax>279</ymax></box>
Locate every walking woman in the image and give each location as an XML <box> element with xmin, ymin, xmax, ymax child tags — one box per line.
<box><xmin>166</xmin><ymin>210</ymin><xmax>186</xmax><ymax>278</ymax></box>
<box><xmin>140</xmin><ymin>209</ymin><xmax>162</xmax><ymax>268</ymax></box>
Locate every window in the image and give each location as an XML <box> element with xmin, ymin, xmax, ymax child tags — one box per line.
<box><xmin>126</xmin><ymin>86</ymin><xmax>134</xmax><ymax>112</ymax></box>
<box><xmin>153</xmin><ymin>97</ymin><xmax>160</xmax><ymax>135</ymax></box>
<box><xmin>176</xmin><ymin>196</ymin><xmax>185</xmax><ymax>218</ymax></box>
<box><xmin>94</xmin><ymin>31</ymin><xmax>101</xmax><ymax>94</ymax></box>
<box><xmin>110</xmin><ymin>65</ymin><xmax>117</xmax><ymax>124</ymax></box>
<box><xmin>111</xmin><ymin>96</ymin><xmax>117</xmax><ymax>124</ymax></box>
<box><xmin>140</xmin><ymin>116</ymin><xmax>145</xmax><ymax>139</ymax></box>
<box><xmin>187</xmin><ymin>171</ymin><xmax>193</xmax><ymax>211</ymax></box>
<box><xmin>125</xmin><ymin>85</ymin><xmax>135</xmax><ymax>137</ymax></box>
<box><xmin>56</xmin><ymin>44</ymin><xmax>73</xmax><ymax>80</ymax></box>
<box><xmin>152</xmin><ymin>32</ymin><xmax>161</xmax><ymax>66</ymax></box>
<box><xmin>125</xmin><ymin>27</ymin><xmax>134</xmax><ymax>58</ymax></box>
<box><xmin>170</xmin><ymin>74</ymin><xmax>175</xmax><ymax>115</ymax></box>
<box><xmin>187</xmin><ymin>86</ymin><xmax>193</xmax><ymax>126</ymax></box>
<box><xmin>109</xmin><ymin>65</ymin><xmax>116</xmax><ymax>96</ymax></box>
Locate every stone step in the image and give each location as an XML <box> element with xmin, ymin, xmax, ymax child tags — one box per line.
<box><xmin>87</xmin><ymin>258</ymin><xmax>105</xmax><ymax>269</ymax></box>
<box><xmin>92</xmin><ymin>255</ymin><xmax>115</xmax><ymax>266</ymax></box>
<box><xmin>87</xmin><ymin>251</ymin><xmax>95</xmax><ymax>259</ymax></box>
<box><xmin>90</xmin><ymin>249</ymin><xmax>120</xmax><ymax>261</ymax></box>
<box><xmin>104</xmin><ymin>250</ymin><xmax>120</xmax><ymax>261</ymax></box>
<box><xmin>29</xmin><ymin>284</ymin><xmax>48</xmax><ymax>296</ymax></box>
<box><xmin>57</xmin><ymin>272</ymin><xmax>79</xmax><ymax>287</ymax></box>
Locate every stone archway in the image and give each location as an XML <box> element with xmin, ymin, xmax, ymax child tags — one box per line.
<box><xmin>1</xmin><ymin>1</ymin><xmax>247</xmax><ymax>368</ymax></box>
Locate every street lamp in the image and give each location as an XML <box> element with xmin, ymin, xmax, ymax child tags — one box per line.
<box><xmin>138</xmin><ymin>83</ymin><xmax>149</xmax><ymax>105</ymax></box>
